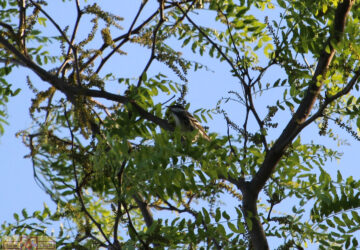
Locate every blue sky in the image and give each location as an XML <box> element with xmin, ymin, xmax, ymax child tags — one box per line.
<box><xmin>1</xmin><ymin>0</ymin><xmax>359</xmax><ymax>248</ymax></box>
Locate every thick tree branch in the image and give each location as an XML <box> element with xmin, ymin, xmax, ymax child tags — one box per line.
<box><xmin>133</xmin><ymin>193</ymin><xmax>155</xmax><ymax>228</ymax></box>
<box><xmin>252</xmin><ymin>0</ymin><xmax>354</xmax><ymax>193</ymax></box>
<box><xmin>0</xmin><ymin>57</ymin><xmax>27</xmax><ymax>66</ymax></box>
<box><xmin>243</xmin><ymin>1</ymin><xmax>354</xmax><ymax>249</ymax></box>
<box><xmin>0</xmin><ymin>34</ymin><xmax>172</xmax><ymax>131</ymax></box>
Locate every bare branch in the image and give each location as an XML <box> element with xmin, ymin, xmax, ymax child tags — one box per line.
<box><xmin>113</xmin><ymin>159</ymin><xmax>127</xmax><ymax>246</ymax></box>
<box><xmin>29</xmin><ymin>0</ymin><xmax>82</xmax><ymax>86</ymax></box>
<box><xmin>65</xmin><ymin>0</ymin><xmax>83</xmax><ymax>58</ymax></box>
<box><xmin>82</xmin><ymin>3</ymin><xmax>166</xmax><ymax>73</ymax></box>
<box><xmin>94</xmin><ymin>1</ymin><xmax>149</xmax><ymax>74</ymax></box>
<box><xmin>246</xmin><ymin>85</ymin><xmax>269</xmax><ymax>152</ymax></box>
<box><xmin>136</xmin><ymin>16</ymin><xmax>164</xmax><ymax>87</ymax></box>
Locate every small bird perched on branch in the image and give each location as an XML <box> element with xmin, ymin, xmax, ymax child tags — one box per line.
<box><xmin>168</xmin><ymin>104</ymin><xmax>210</xmax><ymax>141</ymax></box>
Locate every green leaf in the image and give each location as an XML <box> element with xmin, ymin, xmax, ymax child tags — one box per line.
<box><xmin>351</xmin><ymin>211</ymin><xmax>360</xmax><ymax>223</ymax></box>
<box><xmin>325</xmin><ymin>45</ymin><xmax>331</xmax><ymax>54</ymax></box>
<box><xmin>36</xmin><ymin>55</ymin><xmax>42</xmax><ymax>65</ymax></box>
<box><xmin>191</xmin><ymin>41</ymin><xmax>198</xmax><ymax>52</ymax></box>
<box><xmin>273</xmin><ymin>79</ymin><xmax>281</xmax><ymax>87</ymax></box>
<box><xmin>202</xmin><ymin>208</ymin><xmax>210</xmax><ymax>224</ymax></box>
<box><xmin>236</xmin><ymin>7</ymin><xmax>248</xmax><ymax>17</ymax></box>
<box><xmin>141</xmin><ymin>72</ymin><xmax>147</xmax><ymax>82</ymax></box>
<box><xmin>333</xmin><ymin>216</ymin><xmax>346</xmax><ymax>227</ymax></box>
<box><xmin>182</xmin><ymin>37</ymin><xmax>191</xmax><ymax>47</ymax></box>
<box><xmin>217</xmin><ymin>223</ymin><xmax>226</xmax><ymax>236</ymax></box>
<box><xmin>326</xmin><ymin>219</ymin><xmax>335</xmax><ymax>228</ymax></box>
<box><xmin>246</xmin><ymin>217</ymin><xmax>253</xmax><ymax>231</ymax></box>
<box><xmin>222</xmin><ymin>211</ymin><xmax>230</xmax><ymax>220</ymax></box>
<box><xmin>228</xmin><ymin>222</ymin><xmax>240</xmax><ymax>233</ymax></box>
<box><xmin>342</xmin><ymin>213</ymin><xmax>354</xmax><ymax>227</ymax></box>
<box><xmin>13</xmin><ymin>213</ymin><xmax>19</xmax><ymax>221</ymax></box>
<box><xmin>215</xmin><ymin>208</ymin><xmax>221</xmax><ymax>222</ymax></box>
<box><xmin>195</xmin><ymin>212</ymin><xmax>203</xmax><ymax>225</ymax></box>
<box><xmin>21</xmin><ymin>208</ymin><xmax>28</xmax><ymax>219</ymax></box>
<box><xmin>264</xmin><ymin>43</ymin><xmax>274</xmax><ymax>58</ymax></box>
<box><xmin>12</xmin><ymin>88</ymin><xmax>21</xmax><ymax>96</ymax></box>
<box><xmin>356</xmin><ymin>117</ymin><xmax>360</xmax><ymax>129</ymax></box>
<box><xmin>345</xmin><ymin>237</ymin><xmax>350</xmax><ymax>249</ymax></box>
<box><xmin>237</xmin><ymin>220</ymin><xmax>245</xmax><ymax>233</ymax></box>
<box><xmin>336</xmin><ymin>170</ymin><xmax>343</xmax><ymax>183</ymax></box>
<box><xmin>178</xmin><ymin>219</ymin><xmax>185</xmax><ymax>230</ymax></box>
<box><xmin>353</xmin><ymin>238</ymin><xmax>358</xmax><ymax>247</ymax></box>
<box><xmin>38</xmin><ymin>17</ymin><xmax>47</xmax><ymax>27</ymax></box>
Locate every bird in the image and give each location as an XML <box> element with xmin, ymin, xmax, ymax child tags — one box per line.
<box><xmin>168</xmin><ymin>104</ymin><xmax>210</xmax><ymax>141</ymax></box>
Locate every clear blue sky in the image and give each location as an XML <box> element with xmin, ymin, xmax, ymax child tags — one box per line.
<box><xmin>1</xmin><ymin>1</ymin><xmax>359</xmax><ymax>248</ymax></box>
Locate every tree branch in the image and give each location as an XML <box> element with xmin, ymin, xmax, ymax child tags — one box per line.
<box><xmin>243</xmin><ymin>1</ymin><xmax>354</xmax><ymax>249</ymax></box>
<box><xmin>132</xmin><ymin>193</ymin><xmax>154</xmax><ymax>227</ymax></box>
<box><xmin>81</xmin><ymin>2</ymin><xmax>179</xmax><ymax>74</ymax></box>
<box><xmin>122</xmin><ymin>200</ymin><xmax>149</xmax><ymax>248</ymax></box>
<box><xmin>175</xmin><ymin>3</ymin><xmax>242</xmax><ymax>81</ymax></box>
<box><xmin>0</xmin><ymin>33</ymin><xmax>172</xmax><ymax>131</ymax></box>
<box><xmin>64</xmin><ymin>105</ymin><xmax>111</xmax><ymax>247</ymax></box>
<box><xmin>17</xmin><ymin>0</ymin><xmax>27</xmax><ymax>55</ymax></box>
<box><xmin>29</xmin><ymin>0</ymin><xmax>82</xmax><ymax>86</ymax></box>
<box><xmin>252</xmin><ymin>0</ymin><xmax>354</xmax><ymax>193</ymax></box>
<box><xmin>95</xmin><ymin>0</ymin><xmax>149</xmax><ymax>74</ymax></box>
<box><xmin>300</xmin><ymin>68</ymin><xmax>360</xmax><ymax>129</ymax></box>
<box><xmin>136</xmin><ymin>14</ymin><xmax>164</xmax><ymax>87</ymax></box>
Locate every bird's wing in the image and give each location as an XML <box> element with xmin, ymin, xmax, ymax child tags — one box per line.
<box><xmin>187</xmin><ymin>112</ymin><xmax>210</xmax><ymax>141</ymax></box>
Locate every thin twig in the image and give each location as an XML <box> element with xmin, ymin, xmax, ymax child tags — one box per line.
<box><xmin>113</xmin><ymin>159</ymin><xmax>127</xmax><ymax>246</ymax></box>
<box><xmin>122</xmin><ymin>200</ymin><xmax>148</xmax><ymax>248</ymax></box>
<box><xmin>0</xmin><ymin>21</ymin><xmax>17</xmax><ymax>38</ymax></box>
<box><xmin>63</xmin><ymin>104</ymin><xmax>112</xmax><ymax>247</ymax></box>
<box><xmin>62</xmin><ymin>0</ymin><xmax>83</xmax><ymax>73</ymax></box>
<box><xmin>175</xmin><ymin>3</ymin><xmax>242</xmax><ymax>81</ymax></box>
<box><xmin>301</xmin><ymin>69</ymin><xmax>360</xmax><ymax>129</ymax></box>
<box><xmin>136</xmin><ymin>17</ymin><xmax>164</xmax><ymax>87</ymax></box>
<box><xmin>83</xmin><ymin>4</ymin><xmax>163</xmax><ymax>73</ymax></box>
<box><xmin>29</xmin><ymin>0</ymin><xmax>82</xmax><ymax>86</ymax></box>
<box><xmin>18</xmin><ymin>0</ymin><xmax>27</xmax><ymax>55</ymax></box>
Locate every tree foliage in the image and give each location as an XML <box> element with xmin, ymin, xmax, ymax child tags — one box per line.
<box><xmin>1</xmin><ymin>0</ymin><xmax>360</xmax><ymax>249</ymax></box>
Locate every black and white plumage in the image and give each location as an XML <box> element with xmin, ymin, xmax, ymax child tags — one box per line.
<box><xmin>168</xmin><ymin>104</ymin><xmax>210</xmax><ymax>141</ymax></box>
